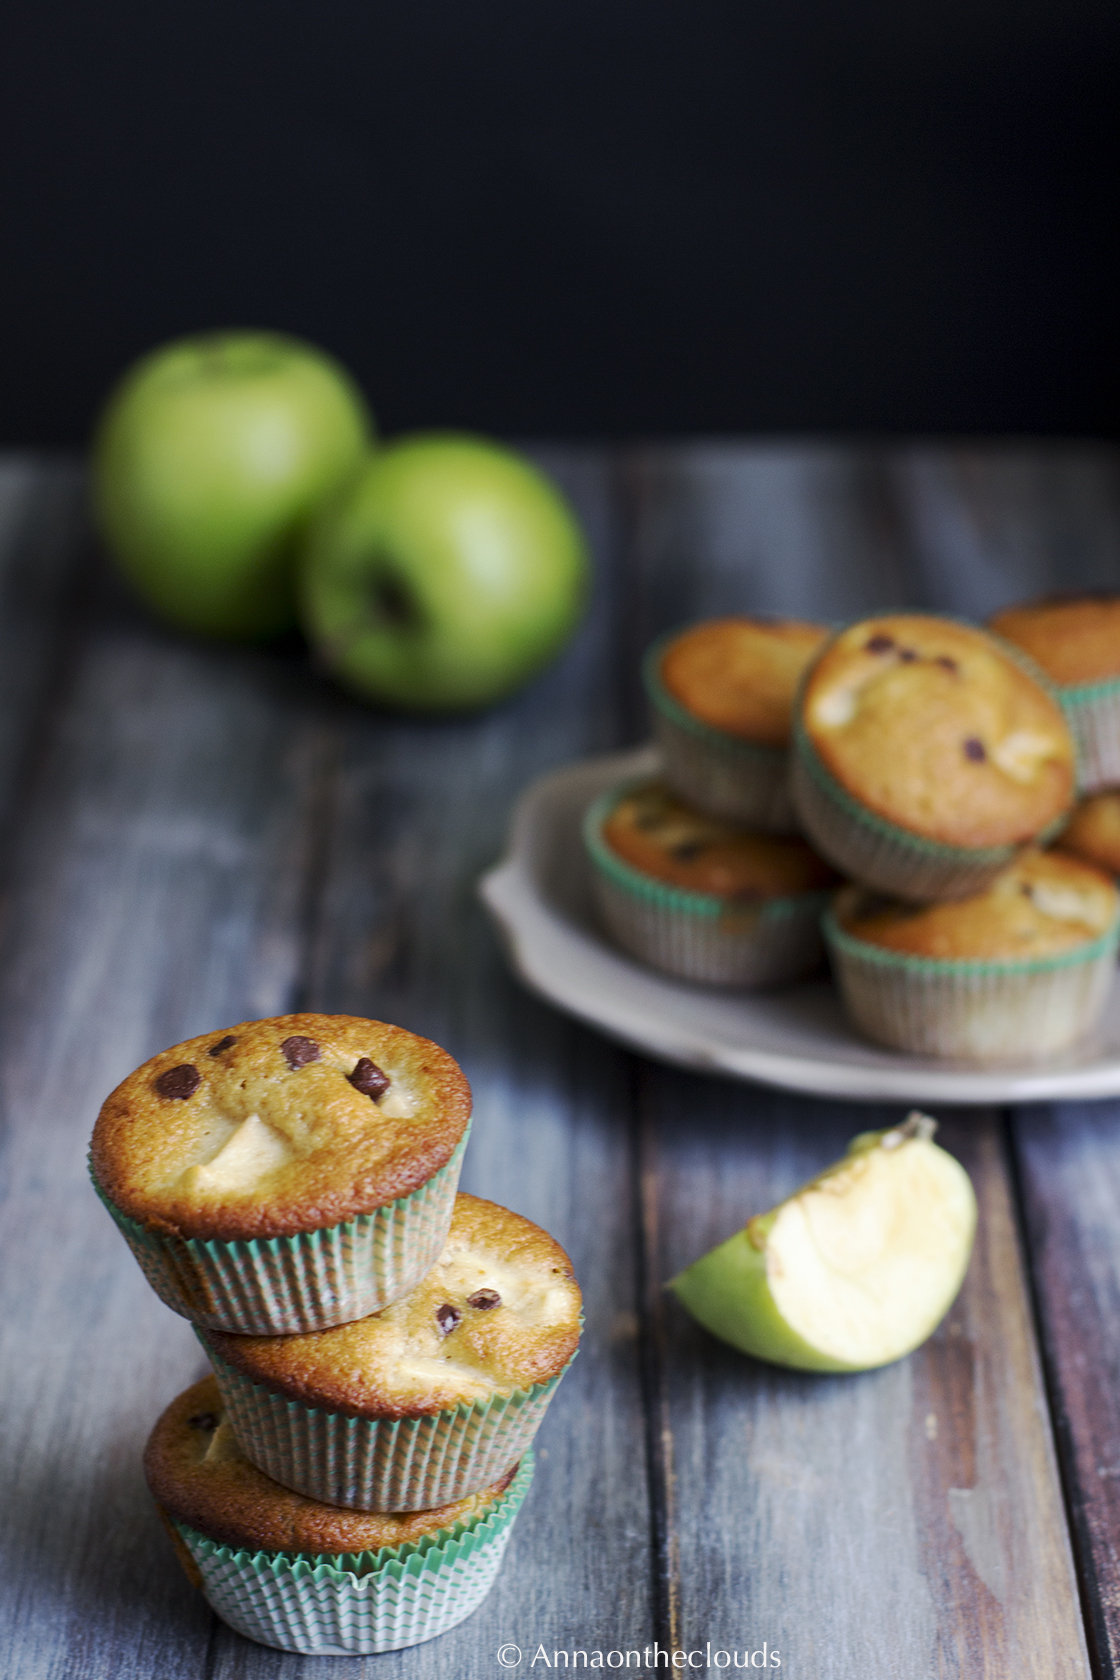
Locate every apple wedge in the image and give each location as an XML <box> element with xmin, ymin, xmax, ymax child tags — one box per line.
<box><xmin>669</xmin><ymin>1114</ymin><xmax>976</xmax><ymax>1372</ymax></box>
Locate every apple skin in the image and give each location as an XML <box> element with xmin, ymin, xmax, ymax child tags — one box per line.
<box><xmin>299</xmin><ymin>434</ymin><xmax>590</xmax><ymax>711</ymax></box>
<box><xmin>93</xmin><ymin>331</ymin><xmax>373</xmax><ymax>641</ymax></box>
<box><xmin>669</xmin><ymin>1121</ymin><xmax>977</xmax><ymax>1374</ymax></box>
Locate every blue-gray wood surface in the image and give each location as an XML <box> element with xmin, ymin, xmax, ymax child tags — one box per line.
<box><xmin>1</xmin><ymin>443</ymin><xmax>1119</xmax><ymax>1680</ymax></box>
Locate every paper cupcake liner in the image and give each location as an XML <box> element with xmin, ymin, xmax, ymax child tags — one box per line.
<box><xmin>643</xmin><ymin>637</ymin><xmax>798</xmax><ymax>831</ymax></box>
<box><xmin>205</xmin><ymin>1337</ymin><xmax>575</xmax><ymax>1512</ymax></box>
<box><xmin>791</xmin><ymin>727</ymin><xmax>1047</xmax><ymax>903</ymax></box>
<box><xmin>172</xmin><ymin>1450</ymin><xmax>533</xmax><ymax>1654</ymax></box>
<box><xmin>91</xmin><ymin>1129</ymin><xmax>469</xmax><ymax>1335</ymax></box>
<box><xmin>1060</xmin><ymin>676</ymin><xmax>1120</xmax><ymax>795</ymax></box>
<box><xmin>824</xmin><ymin>910</ymin><xmax>1120</xmax><ymax>1063</ymax></box>
<box><xmin>583</xmin><ymin>781</ymin><xmax>829</xmax><ymax>987</ymax></box>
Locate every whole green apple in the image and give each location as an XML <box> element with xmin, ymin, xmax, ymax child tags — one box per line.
<box><xmin>669</xmin><ymin>1114</ymin><xmax>976</xmax><ymax>1372</ymax></box>
<box><xmin>93</xmin><ymin>331</ymin><xmax>372</xmax><ymax>640</ymax></box>
<box><xmin>299</xmin><ymin>434</ymin><xmax>589</xmax><ymax>710</ymax></box>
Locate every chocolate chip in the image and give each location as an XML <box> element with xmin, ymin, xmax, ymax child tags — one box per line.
<box><xmin>188</xmin><ymin>1412</ymin><xmax>219</xmax><ymax>1431</ymax></box>
<box><xmin>899</xmin><ymin>647</ymin><xmax>918</xmax><ymax>662</ymax></box>
<box><xmin>281</xmin><ymin>1036</ymin><xmax>320</xmax><ymax>1069</ymax></box>
<box><xmin>1021</xmin><ymin>882</ymin><xmax>1034</xmax><ymax>898</ymax></box>
<box><xmin>936</xmin><ymin>656</ymin><xmax>958</xmax><ymax>672</ymax></box>
<box><xmin>436</xmin><ymin>1304</ymin><xmax>462</xmax><ymax>1335</ymax></box>
<box><xmin>207</xmin><ymin>1035</ymin><xmax>236</xmax><ymax>1057</ymax></box>
<box><xmin>963</xmin><ymin>737</ymin><xmax>987</xmax><ymax>763</ymax></box>
<box><xmin>348</xmin><ymin>1057</ymin><xmax>391</xmax><ymax>1100</ymax></box>
<box><xmin>467</xmin><ymin>1288</ymin><xmax>501</xmax><ymax>1310</ymax></box>
<box><xmin>672</xmin><ymin>841</ymin><xmax>707</xmax><ymax>861</ymax></box>
<box><xmin>865</xmin><ymin>634</ymin><xmax>894</xmax><ymax>653</ymax></box>
<box><xmin>155</xmin><ymin>1064</ymin><xmax>201</xmax><ymax>1100</ymax></box>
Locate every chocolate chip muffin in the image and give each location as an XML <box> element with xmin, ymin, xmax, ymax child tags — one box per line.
<box><xmin>990</xmin><ymin>595</ymin><xmax>1120</xmax><ymax>792</ymax></box>
<box><xmin>199</xmin><ymin>1193</ymin><xmax>582</xmax><ymax>1511</ymax></box>
<box><xmin>644</xmin><ymin>617</ymin><xmax>829</xmax><ymax>829</ymax></box>
<box><xmin>1055</xmin><ymin>791</ymin><xmax>1120</xmax><ymax>877</ymax></box>
<box><xmin>91</xmin><ymin>1014</ymin><xmax>472</xmax><ymax>1333</ymax></box>
<box><xmin>824</xmin><ymin>849</ymin><xmax>1120</xmax><ymax>1062</ymax></box>
<box><xmin>793</xmin><ymin>615</ymin><xmax>1076</xmax><ymax>901</ymax></box>
<box><xmin>146</xmin><ymin>1376</ymin><xmax>533</xmax><ymax>1655</ymax></box>
<box><xmin>585</xmin><ymin>777</ymin><xmax>839</xmax><ymax>987</ymax></box>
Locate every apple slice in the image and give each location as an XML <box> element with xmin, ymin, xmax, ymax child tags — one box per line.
<box><xmin>669</xmin><ymin>1114</ymin><xmax>976</xmax><ymax>1372</ymax></box>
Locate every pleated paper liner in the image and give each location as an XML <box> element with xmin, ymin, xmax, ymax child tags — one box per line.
<box><xmin>791</xmin><ymin>623</ymin><xmax>1076</xmax><ymax>902</ymax></box>
<box><xmin>1059</xmin><ymin>675</ymin><xmax>1120</xmax><ymax>794</ymax></box>
<box><xmin>205</xmin><ymin>1333</ymin><xmax>576</xmax><ymax>1511</ymax></box>
<box><xmin>167</xmin><ymin>1451</ymin><xmax>534</xmax><ymax>1655</ymax></box>
<box><xmin>824</xmin><ymin>909</ymin><xmax>1120</xmax><ymax>1063</ymax></box>
<box><xmin>90</xmin><ymin>1128</ymin><xmax>469</xmax><ymax>1335</ymax></box>
<box><xmin>642</xmin><ymin>636</ymin><xmax>799</xmax><ymax>832</ymax></box>
<box><xmin>583</xmin><ymin>780</ymin><xmax>830</xmax><ymax>988</ymax></box>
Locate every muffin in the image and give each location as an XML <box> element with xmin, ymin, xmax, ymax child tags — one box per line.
<box><xmin>146</xmin><ymin>1377</ymin><xmax>533</xmax><ymax>1655</ymax></box>
<box><xmin>990</xmin><ymin>595</ymin><xmax>1120</xmax><ymax>792</ymax></box>
<box><xmin>1055</xmin><ymin>791</ymin><xmax>1120</xmax><ymax>877</ymax></box>
<box><xmin>644</xmin><ymin>616</ymin><xmax>829</xmax><ymax>829</ymax></box>
<box><xmin>792</xmin><ymin>614</ymin><xmax>1076</xmax><ymax>901</ymax></box>
<box><xmin>90</xmin><ymin>1014</ymin><xmax>472</xmax><ymax>1334</ymax></box>
<box><xmin>199</xmin><ymin>1193</ymin><xmax>582</xmax><ymax>1511</ymax></box>
<box><xmin>584</xmin><ymin>777</ymin><xmax>840</xmax><ymax>987</ymax></box>
<box><xmin>824</xmin><ymin>849</ymin><xmax>1120</xmax><ymax>1062</ymax></box>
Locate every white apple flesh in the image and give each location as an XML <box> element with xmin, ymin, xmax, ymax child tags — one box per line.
<box><xmin>669</xmin><ymin>1114</ymin><xmax>976</xmax><ymax>1372</ymax></box>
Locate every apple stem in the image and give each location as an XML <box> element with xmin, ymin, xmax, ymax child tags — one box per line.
<box><xmin>882</xmin><ymin>1111</ymin><xmax>938</xmax><ymax>1149</ymax></box>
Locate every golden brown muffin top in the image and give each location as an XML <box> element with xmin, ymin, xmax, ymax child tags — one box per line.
<box><xmin>801</xmin><ymin>615</ymin><xmax>1075</xmax><ymax>848</ymax></box>
<box><xmin>1055</xmin><ymin>792</ymin><xmax>1120</xmax><ymax>877</ymax></box>
<box><xmin>145</xmin><ymin>1377</ymin><xmax>517</xmax><ymax>1556</ymax></box>
<box><xmin>660</xmin><ymin>617</ymin><xmax>829</xmax><ymax>746</ymax></box>
<box><xmin>835</xmin><ymin>849</ymin><xmax>1118</xmax><ymax>961</ymax></box>
<box><xmin>91</xmin><ymin>1014</ymin><xmax>471</xmax><ymax>1242</ymax></box>
<box><xmin>990</xmin><ymin>596</ymin><xmax>1120</xmax><ymax>686</ymax></box>
<box><xmin>203</xmin><ymin>1194</ymin><xmax>581</xmax><ymax>1418</ymax></box>
<box><xmin>602</xmin><ymin>782</ymin><xmax>839</xmax><ymax>898</ymax></box>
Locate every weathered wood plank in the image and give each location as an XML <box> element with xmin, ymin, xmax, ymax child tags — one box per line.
<box><xmin>0</xmin><ymin>563</ymin><xmax>338</xmax><ymax>1679</ymax></box>
<box><xmin>619</xmin><ymin>440</ymin><xmax>1102</xmax><ymax>1676</ymax></box>
<box><xmin>643</xmin><ymin>1084</ymin><xmax>1089</xmax><ymax>1678</ymax></box>
<box><xmin>204</xmin><ymin>448</ymin><xmax>657</xmax><ymax>1679</ymax></box>
<box><xmin>887</xmin><ymin>443</ymin><xmax>1120</xmax><ymax>619</ymax></box>
<box><xmin>0</xmin><ymin>458</ymin><xmax>91</xmax><ymax>834</ymax></box>
<box><xmin>1014</xmin><ymin>1102</ymin><xmax>1120</xmax><ymax>1680</ymax></box>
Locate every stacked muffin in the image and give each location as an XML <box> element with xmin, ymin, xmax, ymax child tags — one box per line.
<box><xmin>585</xmin><ymin>617</ymin><xmax>841</xmax><ymax>988</ymax></box>
<box><xmin>592</xmin><ymin>610</ymin><xmax>1120</xmax><ymax>1063</ymax></box>
<box><xmin>90</xmin><ymin>1014</ymin><xmax>582</xmax><ymax>1655</ymax></box>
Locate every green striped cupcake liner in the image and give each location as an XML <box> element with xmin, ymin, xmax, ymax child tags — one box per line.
<box><xmin>173</xmin><ymin>1450</ymin><xmax>533</xmax><ymax>1654</ymax></box>
<box><xmin>791</xmin><ymin>623</ymin><xmax>1075</xmax><ymax>903</ymax></box>
<box><xmin>824</xmin><ymin>907</ymin><xmax>1120</xmax><ymax>1063</ymax></box>
<box><xmin>1058</xmin><ymin>675</ymin><xmax>1120</xmax><ymax>794</ymax></box>
<box><xmin>642</xmin><ymin>635</ymin><xmax>799</xmax><ymax>832</ymax></box>
<box><xmin>584</xmin><ymin>779</ymin><xmax>831</xmax><ymax>988</ymax></box>
<box><xmin>90</xmin><ymin>1128</ymin><xmax>469</xmax><ymax>1336</ymax></box>
<box><xmin>204</xmin><ymin>1335</ymin><xmax>576</xmax><ymax>1512</ymax></box>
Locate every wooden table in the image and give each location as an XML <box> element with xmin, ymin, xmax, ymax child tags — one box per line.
<box><xmin>3</xmin><ymin>442</ymin><xmax>1120</xmax><ymax>1680</ymax></box>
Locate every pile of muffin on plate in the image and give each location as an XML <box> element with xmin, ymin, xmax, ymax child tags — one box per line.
<box><xmin>584</xmin><ymin>599</ymin><xmax>1120</xmax><ymax>1064</ymax></box>
<box><xmin>89</xmin><ymin>1014</ymin><xmax>582</xmax><ymax>1656</ymax></box>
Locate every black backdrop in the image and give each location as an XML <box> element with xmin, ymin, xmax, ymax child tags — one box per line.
<box><xmin>1</xmin><ymin>0</ymin><xmax>1117</xmax><ymax>444</ymax></box>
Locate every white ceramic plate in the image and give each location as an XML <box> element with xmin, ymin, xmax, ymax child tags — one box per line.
<box><xmin>479</xmin><ymin>745</ymin><xmax>1120</xmax><ymax>1105</ymax></box>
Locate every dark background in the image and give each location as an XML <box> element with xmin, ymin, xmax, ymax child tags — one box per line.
<box><xmin>1</xmin><ymin>0</ymin><xmax>1117</xmax><ymax>445</ymax></box>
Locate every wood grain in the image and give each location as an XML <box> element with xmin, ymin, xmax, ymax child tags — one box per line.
<box><xmin>619</xmin><ymin>440</ymin><xmax>1105</xmax><ymax>1679</ymax></box>
<box><xmin>1015</xmin><ymin>1102</ymin><xmax>1120</xmax><ymax>1680</ymax></box>
<box><xmin>641</xmin><ymin>1085</ymin><xmax>1090</xmax><ymax>1678</ymax></box>
<box><xmin>1</xmin><ymin>441</ymin><xmax>1118</xmax><ymax>1678</ymax></box>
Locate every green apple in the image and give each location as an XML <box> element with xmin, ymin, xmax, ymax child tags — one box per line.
<box><xmin>299</xmin><ymin>434</ymin><xmax>589</xmax><ymax>711</ymax></box>
<box><xmin>669</xmin><ymin>1114</ymin><xmax>976</xmax><ymax>1372</ymax></box>
<box><xmin>93</xmin><ymin>331</ymin><xmax>372</xmax><ymax>640</ymax></box>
